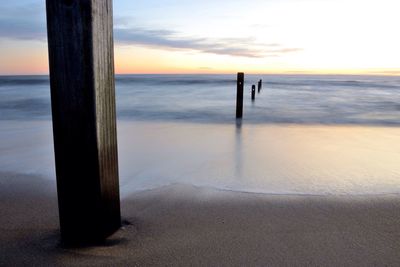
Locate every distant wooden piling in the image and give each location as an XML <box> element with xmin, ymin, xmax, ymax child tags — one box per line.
<box><xmin>236</xmin><ymin>73</ymin><xmax>244</xmax><ymax>118</ymax></box>
<box><xmin>258</xmin><ymin>79</ymin><xmax>262</xmax><ymax>93</ymax></box>
<box><xmin>252</xmin><ymin>85</ymin><xmax>256</xmax><ymax>100</ymax></box>
<box><xmin>46</xmin><ymin>0</ymin><xmax>121</xmax><ymax>245</ymax></box>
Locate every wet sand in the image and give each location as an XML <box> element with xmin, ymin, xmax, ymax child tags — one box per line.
<box><xmin>2</xmin><ymin>121</ymin><xmax>400</xmax><ymax>196</ymax></box>
<box><xmin>1</xmin><ymin>172</ymin><xmax>400</xmax><ymax>266</ymax></box>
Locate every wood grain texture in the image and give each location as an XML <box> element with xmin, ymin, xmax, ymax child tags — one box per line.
<box><xmin>46</xmin><ymin>0</ymin><xmax>120</xmax><ymax>244</ymax></box>
<box><xmin>236</xmin><ymin>73</ymin><xmax>244</xmax><ymax>118</ymax></box>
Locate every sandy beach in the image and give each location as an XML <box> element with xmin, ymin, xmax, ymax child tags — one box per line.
<box><xmin>1</xmin><ymin>172</ymin><xmax>400</xmax><ymax>266</ymax></box>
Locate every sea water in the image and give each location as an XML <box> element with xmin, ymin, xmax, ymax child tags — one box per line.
<box><xmin>1</xmin><ymin>74</ymin><xmax>400</xmax><ymax>195</ymax></box>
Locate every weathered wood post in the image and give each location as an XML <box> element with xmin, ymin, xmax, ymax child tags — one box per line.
<box><xmin>258</xmin><ymin>79</ymin><xmax>262</xmax><ymax>93</ymax></box>
<box><xmin>236</xmin><ymin>72</ymin><xmax>244</xmax><ymax>118</ymax></box>
<box><xmin>46</xmin><ymin>0</ymin><xmax>121</xmax><ymax>244</ymax></box>
<box><xmin>251</xmin><ymin>85</ymin><xmax>256</xmax><ymax>100</ymax></box>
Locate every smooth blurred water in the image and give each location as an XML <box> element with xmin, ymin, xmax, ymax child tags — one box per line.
<box><xmin>0</xmin><ymin>74</ymin><xmax>400</xmax><ymax>195</ymax></box>
<box><xmin>1</xmin><ymin>74</ymin><xmax>400</xmax><ymax>125</ymax></box>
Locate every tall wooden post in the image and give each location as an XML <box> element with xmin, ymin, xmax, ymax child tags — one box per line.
<box><xmin>258</xmin><ymin>79</ymin><xmax>262</xmax><ymax>93</ymax></box>
<box><xmin>46</xmin><ymin>0</ymin><xmax>121</xmax><ymax>244</ymax></box>
<box><xmin>236</xmin><ymin>72</ymin><xmax>244</xmax><ymax>118</ymax></box>
<box><xmin>252</xmin><ymin>85</ymin><xmax>256</xmax><ymax>100</ymax></box>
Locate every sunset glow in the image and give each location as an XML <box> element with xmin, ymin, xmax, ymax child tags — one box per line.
<box><xmin>1</xmin><ymin>0</ymin><xmax>400</xmax><ymax>75</ymax></box>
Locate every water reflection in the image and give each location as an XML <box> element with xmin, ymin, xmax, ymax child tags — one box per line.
<box><xmin>235</xmin><ymin>119</ymin><xmax>243</xmax><ymax>180</ymax></box>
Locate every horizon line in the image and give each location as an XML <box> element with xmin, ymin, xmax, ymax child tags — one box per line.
<box><xmin>1</xmin><ymin>71</ymin><xmax>400</xmax><ymax>77</ymax></box>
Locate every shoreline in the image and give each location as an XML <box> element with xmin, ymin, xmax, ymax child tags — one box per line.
<box><xmin>1</xmin><ymin>172</ymin><xmax>400</xmax><ymax>266</ymax></box>
<box><xmin>3</xmin><ymin>170</ymin><xmax>400</xmax><ymax>198</ymax></box>
<box><xmin>127</xmin><ymin>181</ymin><xmax>400</xmax><ymax>198</ymax></box>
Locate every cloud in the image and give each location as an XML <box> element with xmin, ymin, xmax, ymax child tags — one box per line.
<box><xmin>0</xmin><ymin>4</ymin><xmax>301</xmax><ymax>58</ymax></box>
<box><xmin>198</xmin><ymin>67</ymin><xmax>214</xmax><ymax>70</ymax></box>
<box><xmin>0</xmin><ymin>2</ymin><xmax>47</xmax><ymax>41</ymax></box>
<box><xmin>365</xmin><ymin>70</ymin><xmax>400</xmax><ymax>75</ymax></box>
<box><xmin>0</xmin><ymin>18</ymin><xmax>46</xmax><ymax>41</ymax></box>
<box><xmin>114</xmin><ymin>26</ymin><xmax>301</xmax><ymax>58</ymax></box>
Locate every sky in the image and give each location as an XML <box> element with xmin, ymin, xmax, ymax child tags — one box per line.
<box><xmin>0</xmin><ymin>0</ymin><xmax>400</xmax><ymax>75</ymax></box>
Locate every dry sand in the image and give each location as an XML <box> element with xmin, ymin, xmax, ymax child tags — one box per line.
<box><xmin>1</xmin><ymin>172</ymin><xmax>400</xmax><ymax>266</ymax></box>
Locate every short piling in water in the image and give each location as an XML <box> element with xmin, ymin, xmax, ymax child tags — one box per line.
<box><xmin>236</xmin><ymin>73</ymin><xmax>244</xmax><ymax>118</ymax></box>
<box><xmin>252</xmin><ymin>85</ymin><xmax>256</xmax><ymax>100</ymax></box>
<box><xmin>46</xmin><ymin>0</ymin><xmax>121</xmax><ymax>245</ymax></box>
<box><xmin>258</xmin><ymin>79</ymin><xmax>262</xmax><ymax>93</ymax></box>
